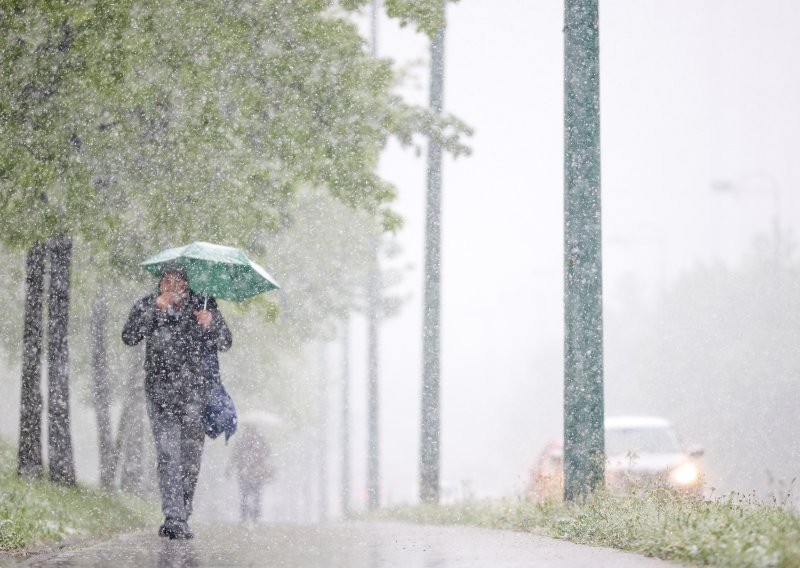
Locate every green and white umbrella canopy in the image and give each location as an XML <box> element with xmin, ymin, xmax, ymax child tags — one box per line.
<box><xmin>141</xmin><ymin>241</ymin><xmax>280</xmax><ymax>302</ymax></box>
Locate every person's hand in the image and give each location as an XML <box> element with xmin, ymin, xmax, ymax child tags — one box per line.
<box><xmin>194</xmin><ymin>309</ymin><xmax>212</xmax><ymax>328</ymax></box>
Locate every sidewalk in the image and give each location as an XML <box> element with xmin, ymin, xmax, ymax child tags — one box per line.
<box><xmin>6</xmin><ymin>521</ymin><xmax>682</xmax><ymax>567</ymax></box>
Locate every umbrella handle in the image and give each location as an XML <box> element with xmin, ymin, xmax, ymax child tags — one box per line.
<box><xmin>204</xmin><ymin>296</ymin><xmax>208</xmax><ymax>310</ymax></box>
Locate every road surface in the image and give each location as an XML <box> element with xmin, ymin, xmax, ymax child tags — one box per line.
<box><xmin>6</xmin><ymin>522</ymin><xmax>681</xmax><ymax>567</ymax></box>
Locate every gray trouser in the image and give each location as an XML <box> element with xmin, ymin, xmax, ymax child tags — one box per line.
<box><xmin>239</xmin><ymin>480</ymin><xmax>264</xmax><ymax>522</ymax></box>
<box><xmin>147</xmin><ymin>398</ymin><xmax>205</xmax><ymax>521</ymax></box>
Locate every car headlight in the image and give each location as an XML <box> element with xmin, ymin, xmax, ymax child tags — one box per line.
<box><xmin>671</xmin><ymin>462</ymin><xmax>698</xmax><ymax>485</ymax></box>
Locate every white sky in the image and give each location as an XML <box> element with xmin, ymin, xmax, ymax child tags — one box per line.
<box><xmin>343</xmin><ymin>0</ymin><xmax>800</xmax><ymax>505</ymax></box>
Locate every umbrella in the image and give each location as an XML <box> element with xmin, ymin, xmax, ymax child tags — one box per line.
<box><xmin>140</xmin><ymin>241</ymin><xmax>279</xmax><ymax>303</ymax></box>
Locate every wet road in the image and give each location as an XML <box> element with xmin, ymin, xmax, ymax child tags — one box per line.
<box><xmin>6</xmin><ymin>522</ymin><xmax>680</xmax><ymax>567</ymax></box>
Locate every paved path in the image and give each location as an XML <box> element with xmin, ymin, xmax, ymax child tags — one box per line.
<box><xmin>6</xmin><ymin>522</ymin><xmax>681</xmax><ymax>567</ymax></box>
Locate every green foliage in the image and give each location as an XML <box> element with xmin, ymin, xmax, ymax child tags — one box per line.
<box><xmin>384</xmin><ymin>0</ymin><xmax>453</xmax><ymax>37</ymax></box>
<box><xmin>0</xmin><ymin>441</ymin><xmax>158</xmax><ymax>553</ymax></box>
<box><xmin>0</xmin><ymin>0</ymin><xmax>471</xmax><ymax>435</ymax></box>
<box><xmin>373</xmin><ymin>488</ymin><xmax>800</xmax><ymax>567</ymax></box>
<box><xmin>341</xmin><ymin>0</ymin><xmax>462</xmax><ymax>37</ymax></box>
<box><xmin>0</xmin><ymin>247</ymin><xmax>26</xmax><ymax>364</ymax></box>
<box><xmin>0</xmin><ymin>3</ymin><xmax>111</xmax><ymax>245</ymax></box>
<box><xmin>0</xmin><ymin>0</ymin><xmax>470</xmax><ymax>261</ymax></box>
<box><xmin>551</xmin><ymin>489</ymin><xmax>800</xmax><ymax>566</ymax></box>
<box><xmin>219</xmin><ymin>187</ymin><xmax>380</xmax><ymax>427</ymax></box>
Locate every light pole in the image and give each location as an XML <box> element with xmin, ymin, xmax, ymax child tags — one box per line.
<box><xmin>340</xmin><ymin>319</ymin><xmax>351</xmax><ymax>517</ymax></box>
<box><xmin>420</xmin><ymin>12</ymin><xmax>446</xmax><ymax>506</ymax></box>
<box><xmin>318</xmin><ymin>343</ymin><xmax>329</xmax><ymax>522</ymax></box>
<box><xmin>366</xmin><ymin>0</ymin><xmax>382</xmax><ymax>512</ymax></box>
<box><xmin>563</xmin><ymin>0</ymin><xmax>604</xmax><ymax>503</ymax></box>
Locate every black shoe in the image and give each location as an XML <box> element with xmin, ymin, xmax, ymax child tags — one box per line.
<box><xmin>159</xmin><ymin>517</ymin><xmax>194</xmax><ymax>540</ymax></box>
<box><xmin>178</xmin><ymin>520</ymin><xmax>194</xmax><ymax>540</ymax></box>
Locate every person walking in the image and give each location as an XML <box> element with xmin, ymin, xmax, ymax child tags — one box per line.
<box><xmin>122</xmin><ymin>264</ymin><xmax>232</xmax><ymax>539</ymax></box>
<box><xmin>229</xmin><ymin>426</ymin><xmax>275</xmax><ymax>523</ymax></box>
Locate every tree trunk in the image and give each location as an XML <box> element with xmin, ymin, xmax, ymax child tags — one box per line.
<box><xmin>115</xmin><ymin>347</ymin><xmax>147</xmax><ymax>496</ymax></box>
<box><xmin>91</xmin><ymin>296</ymin><xmax>114</xmax><ymax>490</ymax></box>
<box><xmin>118</xmin><ymin>399</ymin><xmax>146</xmax><ymax>495</ymax></box>
<box><xmin>18</xmin><ymin>241</ymin><xmax>46</xmax><ymax>478</ymax></box>
<box><xmin>47</xmin><ymin>235</ymin><xmax>76</xmax><ymax>485</ymax></box>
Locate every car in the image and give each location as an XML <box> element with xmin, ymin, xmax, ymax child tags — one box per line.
<box><xmin>528</xmin><ymin>415</ymin><xmax>703</xmax><ymax>499</ymax></box>
<box><xmin>605</xmin><ymin>415</ymin><xmax>703</xmax><ymax>492</ymax></box>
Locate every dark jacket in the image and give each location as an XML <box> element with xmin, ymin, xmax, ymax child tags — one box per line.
<box><xmin>231</xmin><ymin>428</ymin><xmax>274</xmax><ymax>489</ymax></box>
<box><xmin>122</xmin><ymin>291</ymin><xmax>232</xmax><ymax>410</ymax></box>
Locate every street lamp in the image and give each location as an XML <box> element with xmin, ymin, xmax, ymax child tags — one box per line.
<box><xmin>711</xmin><ymin>171</ymin><xmax>782</xmax><ymax>266</ymax></box>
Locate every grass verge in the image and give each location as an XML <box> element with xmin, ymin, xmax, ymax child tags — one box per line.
<box><xmin>369</xmin><ymin>488</ymin><xmax>800</xmax><ymax>567</ymax></box>
<box><xmin>0</xmin><ymin>441</ymin><xmax>158</xmax><ymax>554</ymax></box>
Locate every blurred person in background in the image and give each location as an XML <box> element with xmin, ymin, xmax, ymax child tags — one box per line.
<box><xmin>229</xmin><ymin>425</ymin><xmax>275</xmax><ymax>523</ymax></box>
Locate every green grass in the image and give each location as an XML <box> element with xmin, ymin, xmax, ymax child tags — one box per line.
<box><xmin>370</xmin><ymin>488</ymin><xmax>800</xmax><ymax>567</ymax></box>
<box><xmin>0</xmin><ymin>442</ymin><xmax>158</xmax><ymax>554</ymax></box>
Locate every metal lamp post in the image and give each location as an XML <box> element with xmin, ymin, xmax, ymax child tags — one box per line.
<box><xmin>563</xmin><ymin>0</ymin><xmax>605</xmax><ymax>502</ymax></box>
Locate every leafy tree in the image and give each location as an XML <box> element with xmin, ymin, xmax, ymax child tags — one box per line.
<box><xmin>1</xmin><ymin>3</ymin><xmax>129</xmax><ymax>483</ymax></box>
<box><xmin>342</xmin><ymin>0</ymin><xmax>461</xmax><ymax>37</ymax></box>
<box><xmin>1</xmin><ymin>0</ymin><xmax>470</xmax><ymax>485</ymax></box>
<box><xmin>2</xmin><ymin>1</ymin><xmax>470</xmax><ymax>269</ymax></box>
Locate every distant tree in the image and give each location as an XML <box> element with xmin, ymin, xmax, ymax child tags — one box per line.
<box><xmin>90</xmin><ymin>296</ymin><xmax>113</xmax><ymax>490</ymax></box>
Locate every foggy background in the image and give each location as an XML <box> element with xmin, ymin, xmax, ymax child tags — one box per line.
<box><xmin>353</xmin><ymin>0</ymin><xmax>800</xmax><ymax>507</ymax></box>
<box><xmin>2</xmin><ymin>0</ymin><xmax>799</xmax><ymax>521</ymax></box>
